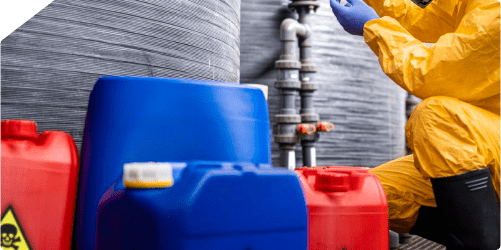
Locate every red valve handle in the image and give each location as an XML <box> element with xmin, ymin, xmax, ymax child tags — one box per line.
<box><xmin>317</xmin><ymin>121</ymin><xmax>334</xmax><ymax>132</ymax></box>
<box><xmin>297</xmin><ymin>124</ymin><xmax>316</xmax><ymax>135</ymax></box>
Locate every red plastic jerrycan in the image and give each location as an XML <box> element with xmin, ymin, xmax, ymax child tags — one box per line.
<box><xmin>296</xmin><ymin>166</ymin><xmax>388</xmax><ymax>250</ymax></box>
<box><xmin>1</xmin><ymin>120</ymin><xmax>79</xmax><ymax>250</ymax></box>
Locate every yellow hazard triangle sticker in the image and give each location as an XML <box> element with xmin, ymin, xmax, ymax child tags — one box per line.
<box><xmin>1</xmin><ymin>206</ymin><xmax>32</xmax><ymax>250</ymax></box>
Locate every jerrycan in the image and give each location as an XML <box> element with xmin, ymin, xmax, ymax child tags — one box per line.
<box><xmin>95</xmin><ymin>161</ymin><xmax>308</xmax><ymax>249</ymax></box>
<box><xmin>75</xmin><ymin>76</ymin><xmax>272</xmax><ymax>250</ymax></box>
<box><xmin>295</xmin><ymin>166</ymin><xmax>389</xmax><ymax>250</ymax></box>
<box><xmin>1</xmin><ymin>120</ymin><xmax>79</xmax><ymax>250</ymax></box>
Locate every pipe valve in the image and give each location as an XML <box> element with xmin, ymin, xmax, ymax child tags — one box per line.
<box><xmin>317</xmin><ymin>122</ymin><xmax>334</xmax><ymax>132</ymax></box>
<box><xmin>298</xmin><ymin>124</ymin><xmax>317</xmax><ymax>135</ymax></box>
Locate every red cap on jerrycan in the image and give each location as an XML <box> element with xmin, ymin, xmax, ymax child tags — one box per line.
<box><xmin>2</xmin><ymin>120</ymin><xmax>38</xmax><ymax>139</ymax></box>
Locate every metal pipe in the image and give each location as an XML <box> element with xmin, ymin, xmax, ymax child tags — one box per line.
<box><xmin>274</xmin><ymin>18</ymin><xmax>307</xmax><ymax>169</ymax></box>
<box><xmin>275</xmin><ymin>0</ymin><xmax>326</xmax><ymax>169</ymax></box>
<box><xmin>280</xmin><ymin>18</ymin><xmax>309</xmax><ymax>41</ymax></box>
<box><xmin>390</xmin><ymin>230</ymin><xmax>400</xmax><ymax>250</ymax></box>
<box><xmin>296</xmin><ymin>4</ymin><xmax>320</xmax><ymax>167</ymax></box>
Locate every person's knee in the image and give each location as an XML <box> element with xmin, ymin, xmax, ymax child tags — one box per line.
<box><xmin>408</xmin><ymin>96</ymin><xmax>455</xmax><ymax>124</ymax></box>
<box><xmin>405</xmin><ymin>96</ymin><xmax>459</xmax><ymax>149</ymax></box>
<box><xmin>413</xmin><ymin>96</ymin><xmax>448</xmax><ymax>113</ymax></box>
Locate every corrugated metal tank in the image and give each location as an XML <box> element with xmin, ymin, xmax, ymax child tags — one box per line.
<box><xmin>1</xmin><ymin>0</ymin><xmax>240</xmax><ymax>151</ymax></box>
<box><xmin>241</xmin><ymin>0</ymin><xmax>407</xmax><ymax>168</ymax></box>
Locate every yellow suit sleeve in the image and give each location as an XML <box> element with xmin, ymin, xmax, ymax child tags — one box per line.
<box><xmin>363</xmin><ymin>0</ymin><xmax>459</xmax><ymax>43</ymax></box>
<box><xmin>363</xmin><ymin>1</ymin><xmax>500</xmax><ymax>114</ymax></box>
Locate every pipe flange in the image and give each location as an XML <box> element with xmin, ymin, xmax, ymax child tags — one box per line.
<box><xmin>301</xmin><ymin>82</ymin><xmax>319</xmax><ymax>90</ymax></box>
<box><xmin>301</xmin><ymin>113</ymin><xmax>319</xmax><ymax>122</ymax></box>
<box><xmin>275</xmin><ymin>114</ymin><xmax>301</xmax><ymax>124</ymax></box>
<box><xmin>275</xmin><ymin>134</ymin><xmax>300</xmax><ymax>144</ymax></box>
<box><xmin>300</xmin><ymin>132</ymin><xmax>320</xmax><ymax>141</ymax></box>
<box><xmin>300</xmin><ymin>63</ymin><xmax>318</xmax><ymax>72</ymax></box>
<box><xmin>289</xmin><ymin>1</ymin><xmax>320</xmax><ymax>11</ymax></box>
<box><xmin>279</xmin><ymin>144</ymin><xmax>296</xmax><ymax>150</ymax></box>
<box><xmin>275</xmin><ymin>80</ymin><xmax>301</xmax><ymax>90</ymax></box>
<box><xmin>275</xmin><ymin>60</ymin><xmax>301</xmax><ymax>69</ymax></box>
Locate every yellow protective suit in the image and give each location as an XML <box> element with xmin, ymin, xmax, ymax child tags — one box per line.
<box><xmin>362</xmin><ymin>0</ymin><xmax>500</xmax><ymax>233</ymax></box>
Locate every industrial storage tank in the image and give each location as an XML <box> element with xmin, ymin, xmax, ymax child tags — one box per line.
<box><xmin>241</xmin><ymin>0</ymin><xmax>407</xmax><ymax>168</ymax></box>
<box><xmin>1</xmin><ymin>0</ymin><xmax>241</xmax><ymax>151</ymax></box>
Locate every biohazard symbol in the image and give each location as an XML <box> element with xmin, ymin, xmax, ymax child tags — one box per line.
<box><xmin>1</xmin><ymin>206</ymin><xmax>32</xmax><ymax>250</ymax></box>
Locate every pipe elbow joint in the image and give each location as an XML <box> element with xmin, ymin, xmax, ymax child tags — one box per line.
<box><xmin>280</xmin><ymin>18</ymin><xmax>309</xmax><ymax>41</ymax></box>
<box><xmin>301</xmin><ymin>24</ymin><xmax>312</xmax><ymax>38</ymax></box>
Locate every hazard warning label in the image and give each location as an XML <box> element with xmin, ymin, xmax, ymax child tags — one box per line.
<box><xmin>1</xmin><ymin>206</ymin><xmax>32</xmax><ymax>250</ymax></box>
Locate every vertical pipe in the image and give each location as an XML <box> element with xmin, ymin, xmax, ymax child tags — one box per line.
<box><xmin>274</xmin><ymin>18</ymin><xmax>304</xmax><ymax>169</ymax></box>
<box><xmin>296</xmin><ymin>4</ymin><xmax>320</xmax><ymax>167</ymax></box>
<box><xmin>275</xmin><ymin>3</ymin><xmax>322</xmax><ymax>169</ymax></box>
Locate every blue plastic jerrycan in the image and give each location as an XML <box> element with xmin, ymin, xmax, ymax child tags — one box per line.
<box><xmin>74</xmin><ymin>76</ymin><xmax>273</xmax><ymax>250</ymax></box>
<box><xmin>95</xmin><ymin>161</ymin><xmax>308</xmax><ymax>249</ymax></box>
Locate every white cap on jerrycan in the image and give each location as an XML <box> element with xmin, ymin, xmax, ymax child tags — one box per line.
<box><xmin>123</xmin><ymin>162</ymin><xmax>174</xmax><ymax>188</ymax></box>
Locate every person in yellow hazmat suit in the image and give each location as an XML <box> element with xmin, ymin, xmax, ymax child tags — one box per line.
<box><xmin>329</xmin><ymin>0</ymin><xmax>500</xmax><ymax>249</ymax></box>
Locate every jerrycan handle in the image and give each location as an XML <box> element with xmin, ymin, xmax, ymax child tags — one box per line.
<box><xmin>314</xmin><ymin>171</ymin><xmax>350</xmax><ymax>192</ymax></box>
<box><xmin>350</xmin><ymin>170</ymin><xmax>370</xmax><ymax>191</ymax></box>
<box><xmin>1</xmin><ymin>120</ymin><xmax>38</xmax><ymax>140</ymax></box>
<box><xmin>300</xmin><ymin>167</ymin><xmax>318</xmax><ymax>178</ymax></box>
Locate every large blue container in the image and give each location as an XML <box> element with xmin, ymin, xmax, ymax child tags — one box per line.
<box><xmin>95</xmin><ymin>161</ymin><xmax>308</xmax><ymax>249</ymax></box>
<box><xmin>75</xmin><ymin>76</ymin><xmax>273</xmax><ymax>250</ymax></box>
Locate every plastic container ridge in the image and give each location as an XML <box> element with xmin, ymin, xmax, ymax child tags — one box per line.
<box><xmin>295</xmin><ymin>166</ymin><xmax>389</xmax><ymax>250</ymax></box>
<box><xmin>1</xmin><ymin>120</ymin><xmax>80</xmax><ymax>250</ymax></box>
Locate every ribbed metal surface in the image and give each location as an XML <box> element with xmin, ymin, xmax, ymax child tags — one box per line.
<box><xmin>1</xmin><ymin>0</ymin><xmax>240</xmax><ymax>152</ymax></box>
<box><xmin>399</xmin><ymin>235</ymin><xmax>446</xmax><ymax>250</ymax></box>
<box><xmin>241</xmin><ymin>0</ymin><xmax>406</xmax><ymax>167</ymax></box>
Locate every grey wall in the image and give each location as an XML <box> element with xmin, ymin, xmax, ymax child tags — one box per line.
<box><xmin>2</xmin><ymin>0</ymin><xmax>407</xmax><ymax>168</ymax></box>
<box><xmin>1</xmin><ymin>0</ymin><xmax>241</xmax><ymax>152</ymax></box>
<box><xmin>241</xmin><ymin>0</ymin><xmax>407</xmax><ymax>168</ymax></box>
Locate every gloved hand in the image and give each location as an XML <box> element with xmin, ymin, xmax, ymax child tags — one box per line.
<box><xmin>330</xmin><ymin>0</ymin><xmax>379</xmax><ymax>36</ymax></box>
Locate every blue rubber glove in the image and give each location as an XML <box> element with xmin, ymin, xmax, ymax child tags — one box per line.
<box><xmin>330</xmin><ymin>0</ymin><xmax>379</xmax><ymax>36</ymax></box>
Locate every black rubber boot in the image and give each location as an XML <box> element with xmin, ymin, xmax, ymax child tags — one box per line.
<box><xmin>409</xmin><ymin>205</ymin><xmax>449</xmax><ymax>246</ymax></box>
<box><xmin>430</xmin><ymin>167</ymin><xmax>500</xmax><ymax>250</ymax></box>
